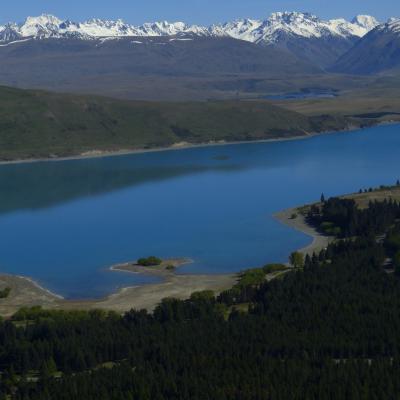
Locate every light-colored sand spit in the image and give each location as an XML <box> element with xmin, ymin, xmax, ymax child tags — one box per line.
<box><xmin>68</xmin><ymin>274</ymin><xmax>237</xmax><ymax>313</ymax></box>
<box><xmin>0</xmin><ymin>274</ymin><xmax>60</xmax><ymax>317</ymax></box>
<box><xmin>0</xmin><ymin>262</ymin><xmax>236</xmax><ymax>317</ymax></box>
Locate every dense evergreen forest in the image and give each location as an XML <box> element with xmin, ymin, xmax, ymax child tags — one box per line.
<box><xmin>1</xmin><ymin>196</ymin><xmax>400</xmax><ymax>399</ymax></box>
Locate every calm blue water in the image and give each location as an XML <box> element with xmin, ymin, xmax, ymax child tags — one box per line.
<box><xmin>0</xmin><ymin>124</ymin><xmax>399</xmax><ymax>299</ymax></box>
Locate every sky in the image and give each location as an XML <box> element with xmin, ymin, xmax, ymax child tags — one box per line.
<box><xmin>0</xmin><ymin>0</ymin><xmax>398</xmax><ymax>25</ymax></box>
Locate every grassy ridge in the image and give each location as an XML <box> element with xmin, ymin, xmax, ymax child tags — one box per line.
<box><xmin>0</xmin><ymin>86</ymin><xmax>363</xmax><ymax>161</ymax></box>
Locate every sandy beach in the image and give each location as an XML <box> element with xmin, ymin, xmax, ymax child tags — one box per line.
<box><xmin>65</xmin><ymin>273</ymin><xmax>237</xmax><ymax>313</ymax></box>
<box><xmin>0</xmin><ymin>274</ymin><xmax>61</xmax><ymax>317</ymax></box>
<box><xmin>0</xmin><ymin>260</ymin><xmax>237</xmax><ymax>317</ymax></box>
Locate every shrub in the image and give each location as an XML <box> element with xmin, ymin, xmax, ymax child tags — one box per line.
<box><xmin>0</xmin><ymin>287</ymin><xmax>11</xmax><ymax>299</ymax></box>
<box><xmin>137</xmin><ymin>256</ymin><xmax>162</xmax><ymax>267</ymax></box>
<box><xmin>290</xmin><ymin>252</ymin><xmax>304</xmax><ymax>268</ymax></box>
<box><xmin>263</xmin><ymin>264</ymin><xmax>288</xmax><ymax>274</ymax></box>
<box><xmin>237</xmin><ymin>268</ymin><xmax>266</xmax><ymax>288</ymax></box>
<box><xmin>190</xmin><ymin>290</ymin><xmax>215</xmax><ymax>302</ymax></box>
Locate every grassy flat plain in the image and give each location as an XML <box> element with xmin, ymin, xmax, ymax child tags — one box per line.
<box><xmin>343</xmin><ymin>185</ymin><xmax>400</xmax><ymax>208</ymax></box>
<box><xmin>274</xmin><ymin>75</ymin><xmax>400</xmax><ymax>120</ymax></box>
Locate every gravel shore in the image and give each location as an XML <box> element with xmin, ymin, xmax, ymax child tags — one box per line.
<box><xmin>274</xmin><ymin>206</ymin><xmax>333</xmax><ymax>256</ymax></box>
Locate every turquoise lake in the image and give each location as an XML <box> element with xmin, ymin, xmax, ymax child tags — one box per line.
<box><xmin>0</xmin><ymin>124</ymin><xmax>399</xmax><ymax>299</ymax></box>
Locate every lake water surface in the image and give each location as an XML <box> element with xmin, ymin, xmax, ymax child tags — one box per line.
<box><xmin>0</xmin><ymin>124</ymin><xmax>399</xmax><ymax>298</ymax></box>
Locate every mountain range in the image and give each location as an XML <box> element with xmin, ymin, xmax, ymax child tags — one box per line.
<box><xmin>0</xmin><ymin>13</ymin><xmax>379</xmax><ymax>44</ymax></box>
<box><xmin>0</xmin><ymin>12</ymin><xmax>398</xmax><ymax>100</ymax></box>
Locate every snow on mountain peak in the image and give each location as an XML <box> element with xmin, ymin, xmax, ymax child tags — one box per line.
<box><xmin>352</xmin><ymin>15</ymin><xmax>379</xmax><ymax>30</ymax></box>
<box><xmin>140</xmin><ymin>21</ymin><xmax>188</xmax><ymax>36</ymax></box>
<box><xmin>24</xmin><ymin>14</ymin><xmax>62</xmax><ymax>26</ymax></box>
<box><xmin>269</xmin><ymin>11</ymin><xmax>319</xmax><ymax>23</ymax></box>
<box><xmin>209</xmin><ymin>18</ymin><xmax>262</xmax><ymax>41</ymax></box>
<box><xmin>384</xmin><ymin>18</ymin><xmax>400</xmax><ymax>34</ymax></box>
<box><xmin>76</xmin><ymin>18</ymin><xmax>137</xmax><ymax>37</ymax></box>
<box><xmin>20</xmin><ymin>14</ymin><xmax>63</xmax><ymax>37</ymax></box>
<box><xmin>258</xmin><ymin>12</ymin><xmax>328</xmax><ymax>42</ymax></box>
<box><xmin>369</xmin><ymin>17</ymin><xmax>400</xmax><ymax>37</ymax></box>
<box><xmin>212</xmin><ymin>12</ymin><xmax>379</xmax><ymax>45</ymax></box>
<box><xmin>0</xmin><ymin>12</ymin><xmax>386</xmax><ymax>45</ymax></box>
<box><xmin>0</xmin><ymin>23</ymin><xmax>22</xmax><ymax>42</ymax></box>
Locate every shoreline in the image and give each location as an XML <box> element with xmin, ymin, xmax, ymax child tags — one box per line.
<box><xmin>17</xmin><ymin>275</ymin><xmax>64</xmax><ymax>300</ymax></box>
<box><xmin>0</xmin><ymin>134</ymin><xmax>320</xmax><ymax>166</ymax></box>
<box><xmin>1</xmin><ymin>120</ymin><xmax>395</xmax><ymax>166</ymax></box>
<box><xmin>68</xmin><ymin>272</ymin><xmax>237</xmax><ymax>313</ymax></box>
<box><xmin>110</xmin><ymin>257</ymin><xmax>193</xmax><ymax>277</ymax></box>
<box><xmin>5</xmin><ymin>186</ymin><xmax>396</xmax><ymax>316</ymax></box>
<box><xmin>0</xmin><ymin>206</ymin><xmax>326</xmax><ymax>316</ymax></box>
<box><xmin>0</xmin><ymin>259</ymin><xmax>237</xmax><ymax>316</ymax></box>
<box><xmin>274</xmin><ymin>206</ymin><xmax>334</xmax><ymax>256</ymax></box>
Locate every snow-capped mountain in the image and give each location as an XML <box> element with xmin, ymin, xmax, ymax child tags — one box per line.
<box><xmin>0</xmin><ymin>12</ymin><xmax>395</xmax><ymax>71</ymax></box>
<box><xmin>352</xmin><ymin>15</ymin><xmax>380</xmax><ymax>32</ymax></box>
<box><xmin>0</xmin><ymin>12</ymin><xmax>380</xmax><ymax>44</ymax></box>
<box><xmin>209</xmin><ymin>19</ymin><xmax>263</xmax><ymax>41</ymax></box>
<box><xmin>214</xmin><ymin>12</ymin><xmax>380</xmax><ymax>45</ymax></box>
<box><xmin>377</xmin><ymin>17</ymin><xmax>400</xmax><ymax>35</ymax></box>
<box><xmin>332</xmin><ymin>17</ymin><xmax>400</xmax><ymax>74</ymax></box>
<box><xmin>0</xmin><ymin>23</ymin><xmax>23</xmax><ymax>43</ymax></box>
<box><xmin>0</xmin><ymin>14</ymin><xmax>209</xmax><ymax>41</ymax></box>
<box><xmin>18</xmin><ymin>14</ymin><xmax>63</xmax><ymax>38</ymax></box>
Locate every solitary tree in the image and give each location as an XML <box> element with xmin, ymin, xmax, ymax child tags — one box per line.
<box><xmin>290</xmin><ymin>252</ymin><xmax>304</xmax><ymax>269</ymax></box>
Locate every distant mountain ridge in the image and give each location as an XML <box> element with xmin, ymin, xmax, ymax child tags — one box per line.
<box><xmin>0</xmin><ymin>12</ymin><xmax>380</xmax><ymax>45</ymax></box>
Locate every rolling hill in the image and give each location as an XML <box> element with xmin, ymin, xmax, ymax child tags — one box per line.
<box><xmin>0</xmin><ymin>86</ymin><xmax>363</xmax><ymax>161</ymax></box>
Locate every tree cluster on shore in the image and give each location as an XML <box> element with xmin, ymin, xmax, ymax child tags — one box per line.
<box><xmin>1</xmin><ymin>198</ymin><xmax>400</xmax><ymax>398</ymax></box>
<box><xmin>307</xmin><ymin>196</ymin><xmax>400</xmax><ymax>238</ymax></box>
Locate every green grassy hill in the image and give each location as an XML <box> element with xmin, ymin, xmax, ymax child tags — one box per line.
<box><xmin>0</xmin><ymin>86</ymin><xmax>363</xmax><ymax>161</ymax></box>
